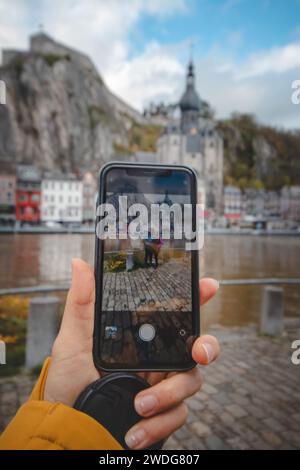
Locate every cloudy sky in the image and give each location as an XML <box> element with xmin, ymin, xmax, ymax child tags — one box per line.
<box><xmin>0</xmin><ymin>0</ymin><xmax>300</xmax><ymax>128</ymax></box>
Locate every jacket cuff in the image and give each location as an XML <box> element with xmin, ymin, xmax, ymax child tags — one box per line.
<box><xmin>0</xmin><ymin>400</ymin><xmax>123</xmax><ymax>450</ymax></box>
<box><xmin>29</xmin><ymin>356</ymin><xmax>52</xmax><ymax>401</ymax></box>
<box><xmin>20</xmin><ymin>357</ymin><xmax>122</xmax><ymax>449</ymax></box>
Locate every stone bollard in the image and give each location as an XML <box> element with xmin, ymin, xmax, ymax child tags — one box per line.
<box><xmin>25</xmin><ymin>297</ymin><xmax>61</xmax><ymax>369</ymax></box>
<box><xmin>260</xmin><ymin>286</ymin><xmax>284</xmax><ymax>336</ymax></box>
<box><xmin>126</xmin><ymin>251</ymin><xmax>134</xmax><ymax>271</ymax></box>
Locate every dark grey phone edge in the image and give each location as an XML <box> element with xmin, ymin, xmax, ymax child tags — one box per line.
<box><xmin>93</xmin><ymin>161</ymin><xmax>200</xmax><ymax>372</ymax></box>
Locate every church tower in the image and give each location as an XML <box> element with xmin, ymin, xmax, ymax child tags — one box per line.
<box><xmin>179</xmin><ymin>61</ymin><xmax>201</xmax><ymax>133</ymax></box>
<box><xmin>157</xmin><ymin>60</ymin><xmax>224</xmax><ymax>215</ymax></box>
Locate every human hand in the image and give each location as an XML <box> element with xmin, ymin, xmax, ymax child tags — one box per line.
<box><xmin>44</xmin><ymin>258</ymin><xmax>220</xmax><ymax>449</ymax></box>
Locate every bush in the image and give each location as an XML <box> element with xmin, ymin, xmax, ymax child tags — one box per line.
<box><xmin>42</xmin><ymin>53</ymin><xmax>71</xmax><ymax>67</ymax></box>
<box><xmin>0</xmin><ymin>296</ymin><xmax>28</xmax><ymax>377</ymax></box>
<box><xmin>104</xmin><ymin>252</ymin><xmax>127</xmax><ymax>272</ymax></box>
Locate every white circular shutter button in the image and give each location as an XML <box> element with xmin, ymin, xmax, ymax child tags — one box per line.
<box><xmin>138</xmin><ymin>323</ymin><xmax>156</xmax><ymax>342</ymax></box>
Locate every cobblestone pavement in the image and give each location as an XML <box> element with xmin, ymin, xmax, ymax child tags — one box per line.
<box><xmin>1</xmin><ymin>321</ymin><xmax>300</xmax><ymax>449</ymax></box>
<box><xmin>102</xmin><ymin>258</ymin><xmax>192</xmax><ymax>312</ymax></box>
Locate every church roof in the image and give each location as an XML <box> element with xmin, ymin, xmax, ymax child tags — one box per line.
<box><xmin>179</xmin><ymin>61</ymin><xmax>201</xmax><ymax>112</ymax></box>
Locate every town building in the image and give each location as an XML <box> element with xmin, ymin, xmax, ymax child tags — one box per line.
<box><xmin>0</xmin><ymin>174</ymin><xmax>16</xmax><ymax>224</ymax></box>
<box><xmin>157</xmin><ymin>60</ymin><xmax>223</xmax><ymax>214</ymax></box>
<box><xmin>41</xmin><ymin>176</ymin><xmax>83</xmax><ymax>224</ymax></box>
<box><xmin>281</xmin><ymin>186</ymin><xmax>300</xmax><ymax>221</ymax></box>
<box><xmin>242</xmin><ymin>188</ymin><xmax>265</xmax><ymax>217</ymax></box>
<box><xmin>16</xmin><ymin>166</ymin><xmax>41</xmax><ymax>224</ymax></box>
<box><xmin>223</xmin><ymin>185</ymin><xmax>299</xmax><ymax>223</ymax></box>
<box><xmin>242</xmin><ymin>188</ymin><xmax>281</xmax><ymax>218</ymax></box>
<box><xmin>82</xmin><ymin>172</ymin><xmax>97</xmax><ymax>224</ymax></box>
<box><xmin>223</xmin><ymin>186</ymin><xmax>242</xmax><ymax>220</ymax></box>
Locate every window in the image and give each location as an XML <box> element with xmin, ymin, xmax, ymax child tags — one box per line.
<box><xmin>18</xmin><ymin>193</ymin><xmax>28</xmax><ymax>202</ymax></box>
<box><xmin>69</xmin><ymin>183</ymin><xmax>72</xmax><ymax>190</ymax></box>
<box><xmin>44</xmin><ymin>182</ymin><xmax>48</xmax><ymax>189</ymax></box>
<box><xmin>31</xmin><ymin>194</ymin><xmax>40</xmax><ymax>202</ymax></box>
<box><xmin>60</xmin><ymin>182</ymin><xmax>63</xmax><ymax>190</ymax></box>
<box><xmin>51</xmin><ymin>195</ymin><xmax>55</xmax><ymax>203</ymax></box>
<box><xmin>59</xmin><ymin>195</ymin><xmax>63</xmax><ymax>203</ymax></box>
<box><xmin>68</xmin><ymin>196</ymin><xmax>72</xmax><ymax>204</ymax></box>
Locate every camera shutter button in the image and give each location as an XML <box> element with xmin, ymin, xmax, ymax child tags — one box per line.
<box><xmin>139</xmin><ymin>324</ymin><xmax>156</xmax><ymax>342</ymax></box>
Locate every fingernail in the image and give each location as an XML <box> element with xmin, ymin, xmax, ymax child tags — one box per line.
<box><xmin>125</xmin><ymin>428</ymin><xmax>147</xmax><ymax>449</ymax></box>
<box><xmin>202</xmin><ymin>342</ymin><xmax>214</xmax><ymax>363</ymax></box>
<box><xmin>213</xmin><ymin>279</ymin><xmax>220</xmax><ymax>290</ymax></box>
<box><xmin>135</xmin><ymin>395</ymin><xmax>158</xmax><ymax>415</ymax></box>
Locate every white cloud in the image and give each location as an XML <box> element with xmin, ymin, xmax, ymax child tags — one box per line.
<box><xmin>106</xmin><ymin>41</ymin><xmax>185</xmax><ymax>109</ymax></box>
<box><xmin>235</xmin><ymin>42</ymin><xmax>300</xmax><ymax>79</ymax></box>
<box><xmin>194</xmin><ymin>43</ymin><xmax>300</xmax><ymax>129</ymax></box>
<box><xmin>0</xmin><ymin>0</ymin><xmax>186</xmax><ymax>71</ymax></box>
<box><xmin>0</xmin><ymin>0</ymin><xmax>29</xmax><ymax>56</ymax></box>
<box><xmin>0</xmin><ymin>0</ymin><xmax>299</xmax><ymax>128</ymax></box>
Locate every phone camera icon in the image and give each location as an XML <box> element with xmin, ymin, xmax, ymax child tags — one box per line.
<box><xmin>179</xmin><ymin>329</ymin><xmax>186</xmax><ymax>337</ymax></box>
<box><xmin>105</xmin><ymin>326</ymin><xmax>118</xmax><ymax>340</ymax></box>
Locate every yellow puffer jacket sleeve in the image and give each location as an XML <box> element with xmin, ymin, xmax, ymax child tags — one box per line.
<box><xmin>0</xmin><ymin>358</ymin><xmax>123</xmax><ymax>450</ymax></box>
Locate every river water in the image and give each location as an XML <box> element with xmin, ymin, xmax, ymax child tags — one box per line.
<box><xmin>1</xmin><ymin>234</ymin><xmax>299</xmax><ymax>328</ymax></box>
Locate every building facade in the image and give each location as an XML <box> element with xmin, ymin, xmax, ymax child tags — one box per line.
<box><xmin>281</xmin><ymin>186</ymin><xmax>300</xmax><ymax>221</ymax></box>
<box><xmin>157</xmin><ymin>61</ymin><xmax>223</xmax><ymax>214</ymax></box>
<box><xmin>0</xmin><ymin>174</ymin><xmax>16</xmax><ymax>223</ymax></box>
<box><xmin>223</xmin><ymin>186</ymin><xmax>242</xmax><ymax>219</ymax></box>
<box><xmin>16</xmin><ymin>166</ymin><xmax>41</xmax><ymax>224</ymax></box>
<box><xmin>41</xmin><ymin>177</ymin><xmax>83</xmax><ymax>224</ymax></box>
<box><xmin>223</xmin><ymin>185</ymin><xmax>300</xmax><ymax>222</ymax></box>
<box><xmin>82</xmin><ymin>172</ymin><xmax>97</xmax><ymax>224</ymax></box>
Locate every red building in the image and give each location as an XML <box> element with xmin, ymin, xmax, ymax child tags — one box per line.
<box><xmin>16</xmin><ymin>166</ymin><xmax>41</xmax><ymax>224</ymax></box>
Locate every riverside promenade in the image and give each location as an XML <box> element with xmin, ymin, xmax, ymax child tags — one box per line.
<box><xmin>1</xmin><ymin>320</ymin><xmax>299</xmax><ymax>449</ymax></box>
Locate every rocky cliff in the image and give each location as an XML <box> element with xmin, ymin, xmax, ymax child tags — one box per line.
<box><xmin>218</xmin><ymin>114</ymin><xmax>300</xmax><ymax>190</ymax></box>
<box><xmin>0</xmin><ymin>32</ymin><xmax>146</xmax><ymax>174</ymax></box>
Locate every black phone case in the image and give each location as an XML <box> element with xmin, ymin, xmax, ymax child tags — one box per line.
<box><xmin>93</xmin><ymin>162</ymin><xmax>200</xmax><ymax>372</ymax></box>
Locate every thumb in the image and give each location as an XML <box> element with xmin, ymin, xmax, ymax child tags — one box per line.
<box><xmin>59</xmin><ymin>258</ymin><xmax>95</xmax><ymax>342</ymax></box>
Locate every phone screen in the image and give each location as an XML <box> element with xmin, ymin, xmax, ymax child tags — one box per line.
<box><xmin>95</xmin><ymin>165</ymin><xmax>199</xmax><ymax>370</ymax></box>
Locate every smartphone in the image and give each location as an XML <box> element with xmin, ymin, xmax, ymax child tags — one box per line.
<box><xmin>93</xmin><ymin>162</ymin><xmax>200</xmax><ymax>372</ymax></box>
